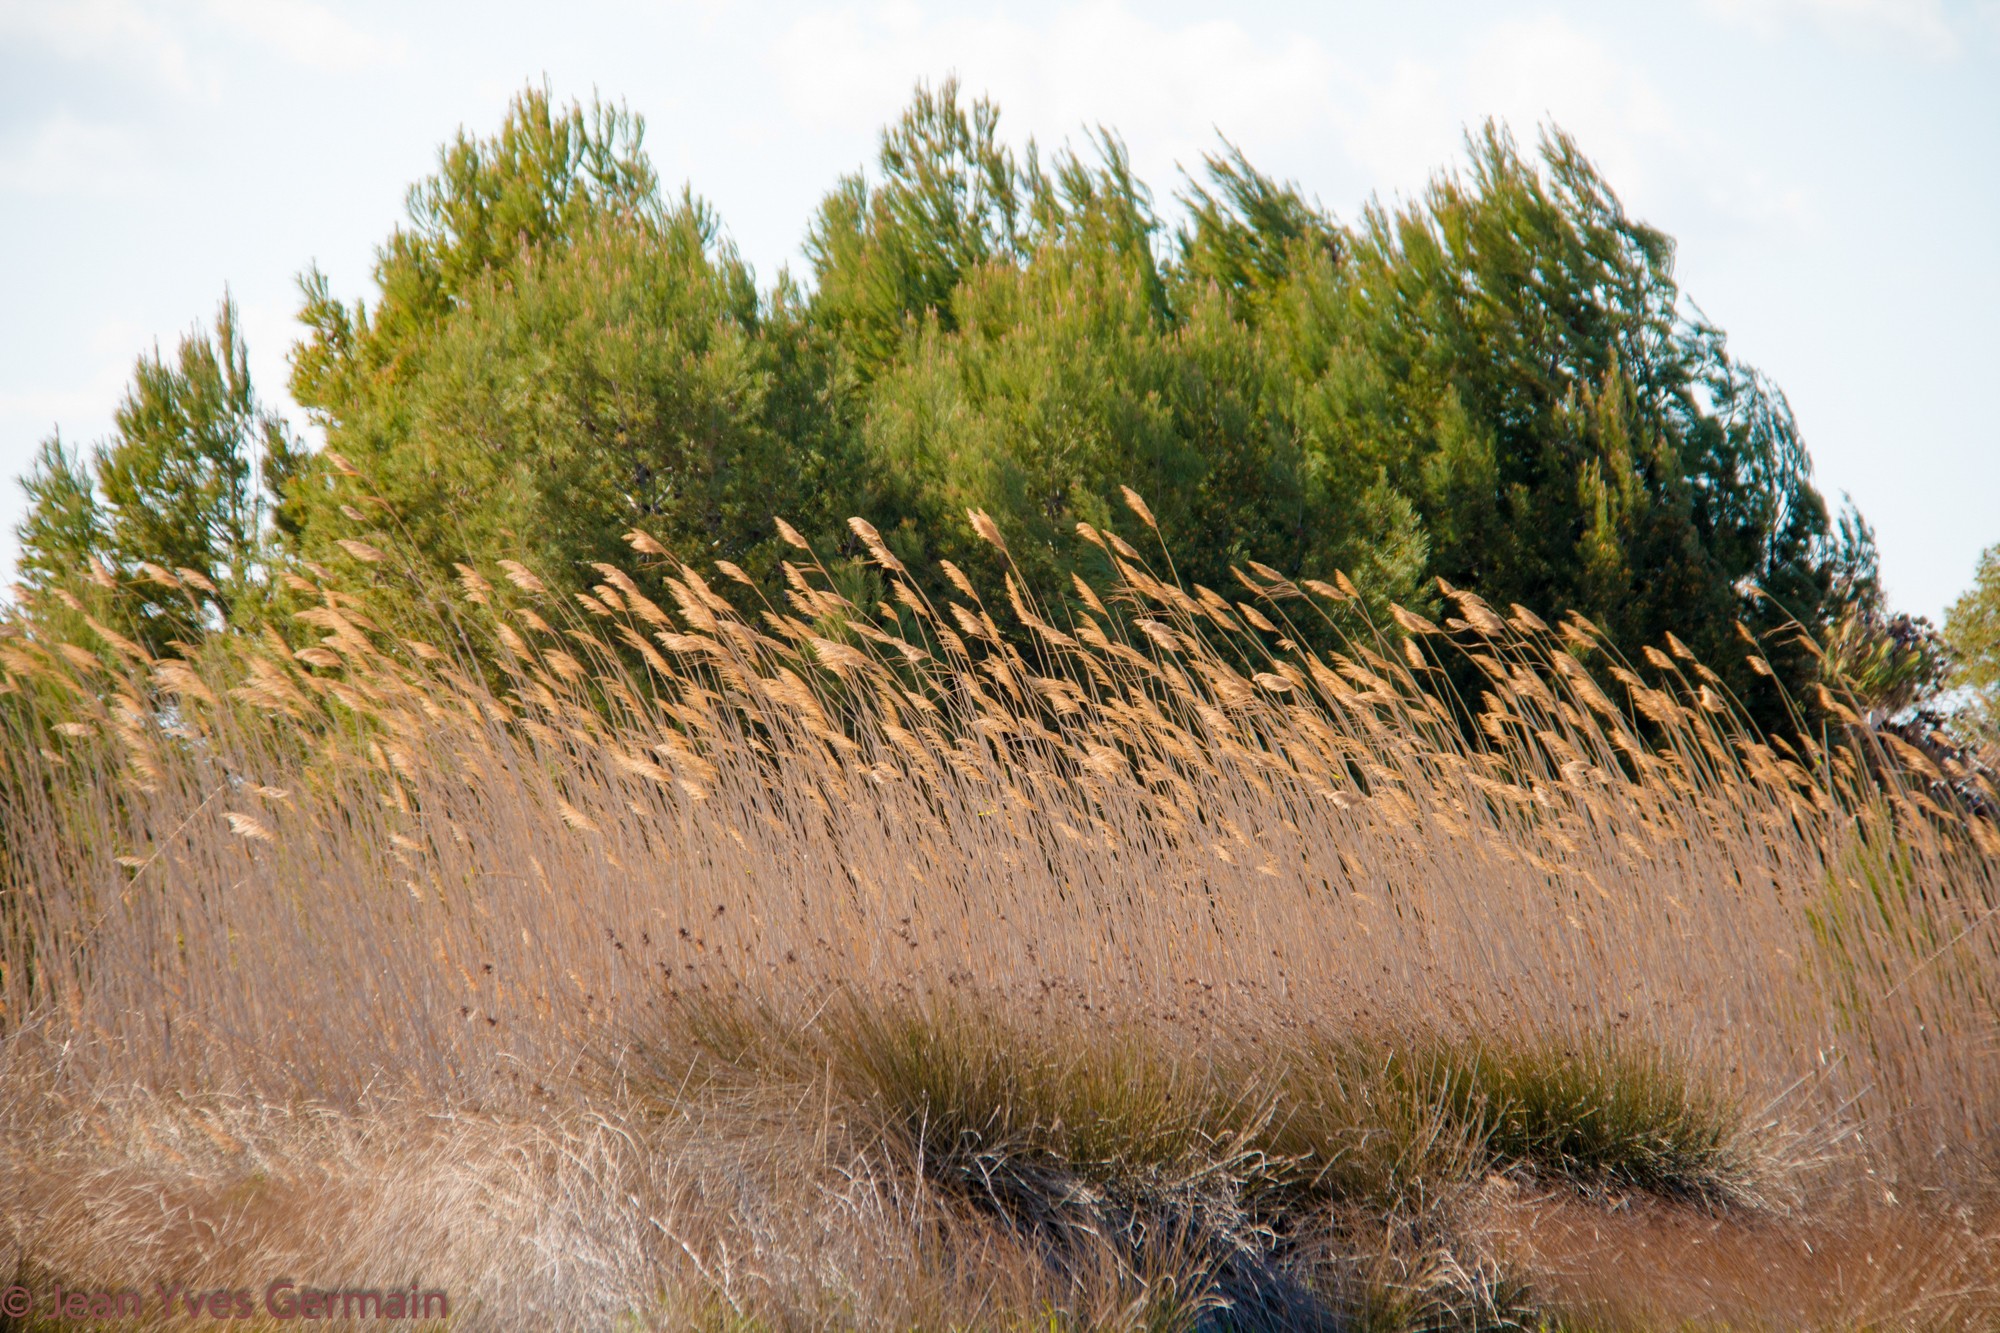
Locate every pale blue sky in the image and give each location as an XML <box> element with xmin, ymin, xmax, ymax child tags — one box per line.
<box><xmin>3</xmin><ymin>0</ymin><xmax>1995</xmax><ymax>620</ymax></box>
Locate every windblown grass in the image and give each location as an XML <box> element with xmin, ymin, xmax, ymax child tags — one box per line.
<box><xmin>2</xmin><ymin>501</ymin><xmax>1997</xmax><ymax>1328</ymax></box>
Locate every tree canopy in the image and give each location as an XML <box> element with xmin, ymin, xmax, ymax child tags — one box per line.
<box><xmin>1946</xmin><ymin>545</ymin><xmax>2000</xmax><ymax>744</ymax></box>
<box><xmin>804</xmin><ymin>89</ymin><xmax>1868</xmax><ymax>707</ymax></box>
<box><xmin>13</xmin><ymin>80</ymin><xmax>1896</xmax><ymax>726</ymax></box>
<box><xmin>14</xmin><ymin>295</ymin><xmax>299</xmax><ymax>650</ymax></box>
<box><xmin>1246</xmin><ymin>124</ymin><xmax>1869</xmax><ymax>689</ymax></box>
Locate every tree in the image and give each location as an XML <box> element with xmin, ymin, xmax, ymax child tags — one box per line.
<box><xmin>804</xmin><ymin>78</ymin><xmax>1036</xmax><ymax>380</ymax></box>
<box><xmin>13</xmin><ymin>434</ymin><xmax>104</xmax><ymax>599</ymax></box>
<box><xmin>11</xmin><ymin>295</ymin><xmax>299</xmax><ymax>648</ymax></box>
<box><xmin>1241</xmin><ymin>123</ymin><xmax>1867</xmax><ymax>710</ymax></box>
<box><xmin>11</xmin><ymin>85</ymin><xmax>1882</xmax><ymax>725</ymax></box>
<box><xmin>287</xmin><ymin>86</ymin><xmax>863</xmax><ymax>603</ymax></box>
<box><xmin>1945</xmin><ymin>543</ymin><xmax>2000</xmax><ymax>746</ymax></box>
<box><xmin>808</xmin><ymin>85</ymin><xmax>1420</xmax><ymax>624</ymax></box>
<box><xmin>810</xmin><ymin>96</ymin><xmax>1867</xmax><ymax>693</ymax></box>
<box><xmin>859</xmin><ymin>210</ymin><xmax>1308</xmax><ymax>603</ymax></box>
<box><xmin>1174</xmin><ymin>141</ymin><xmax>1341</xmax><ymax>319</ymax></box>
<box><xmin>292</xmin><ymin>84</ymin><xmax>660</xmax><ymax>421</ymax></box>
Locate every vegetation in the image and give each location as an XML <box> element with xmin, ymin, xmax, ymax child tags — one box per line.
<box><xmin>13</xmin><ymin>82</ymin><xmax>1893</xmax><ymax>725</ymax></box>
<box><xmin>13</xmin><ymin>295</ymin><xmax>301</xmax><ymax>651</ymax></box>
<box><xmin>3</xmin><ymin>500</ymin><xmax>1998</xmax><ymax>1328</ymax></box>
<box><xmin>1947</xmin><ymin>543</ymin><xmax>2000</xmax><ymax>745</ymax></box>
<box><xmin>6</xmin><ymin>79</ymin><xmax>2000</xmax><ymax>1332</ymax></box>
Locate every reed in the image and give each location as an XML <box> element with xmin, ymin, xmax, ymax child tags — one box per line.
<box><xmin>2</xmin><ymin>502</ymin><xmax>1996</xmax><ymax>1329</ymax></box>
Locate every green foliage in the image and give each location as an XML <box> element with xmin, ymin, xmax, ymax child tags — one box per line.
<box><xmin>812</xmin><ymin>100</ymin><xmax>1865</xmax><ymax>696</ymax></box>
<box><xmin>690</xmin><ymin>996</ymin><xmax>1758</xmax><ymax>1222</ymax></box>
<box><xmin>1174</xmin><ymin>142</ymin><xmax>1341</xmax><ymax>317</ymax></box>
<box><xmin>1944</xmin><ymin>542</ymin><xmax>2000</xmax><ymax>745</ymax></box>
<box><xmin>1251</xmin><ymin>124</ymin><xmax>1860</xmax><ymax>709</ymax></box>
<box><xmin>1410</xmin><ymin>1034</ymin><xmax>1747</xmax><ymax>1201</ymax></box>
<box><xmin>858</xmin><ymin>211</ymin><xmax>1330</xmax><ymax>610</ymax></box>
<box><xmin>1821</xmin><ymin>607</ymin><xmax>1951</xmax><ymax>721</ymax></box>
<box><xmin>285</xmin><ymin>87</ymin><xmax>862</xmax><ymax>609</ymax></box>
<box><xmin>11</xmin><ymin>295</ymin><xmax>298</xmax><ymax>649</ymax></box>
<box><xmin>13</xmin><ymin>434</ymin><xmax>103</xmax><ymax>598</ymax></box>
<box><xmin>15</xmin><ymin>82</ymin><xmax>1880</xmax><ymax>717</ymax></box>
<box><xmin>291</xmin><ymin>84</ymin><xmax>659</xmax><ymax>418</ymax></box>
<box><xmin>811</xmin><ymin>86</ymin><xmax>1415</xmax><ymax>621</ymax></box>
<box><xmin>804</xmin><ymin>77</ymin><xmax>1037</xmax><ymax>379</ymax></box>
<box><xmin>310</xmin><ymin>213</ymin><xmax>821</xmax><ymax>588</ymax></box>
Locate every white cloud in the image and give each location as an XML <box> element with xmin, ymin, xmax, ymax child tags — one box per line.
<box><xmin>0</xmin><ymin>0</ymin><xmax>203</xmax><ymax>95</ymax></box>
<box><xmin>1700</xmin><ymin>0</ymin><xmax>1960</xmax><ymax>57</ymax></box>
<box><xmin>766</xmin><ymin>7</ymin><xmax>1740</xmax><ymax>220</ymax></box>
<box><xmin>0</xmin><ymin>113</ymin><xmax>152</xmax><ymax>196</ymax></box>
<box><xmin>201</xmin><ymin>0</ymin><xmax>407</xmax><ymax>72</ymax></box>
<box><xmin>1697</xmin><ymin>169</ymin><xmax>1819</xmax><ymax>237</ymax></box>
<box><xmin>0</xmin><ymin>0</ymin><xmax>404</xmax><ymax>91</ymax></box>
<box><xmin>771</xmin><ymin>2</ymin><xmax>1340</xmax><ymax>204</ymax></box>
<box><xmin>87</xmin><ymin>315</ymin><xmax>151</xmax><ymax>363</ymax></box>
<box><xmin>764</xmin><ymin>4</ymin><xmax>1824</xmax><ymax>270</ymax></box>
<box><xmin>1467</xmin><ymin>18</ymin><xmax>1681</xmax><ymax>187</ymax></box>
<box><xmin>1318</xmin><ymin>58</ymin><xmax>1456</xmax><ymax>203</ymax></box>
<box><xmin>1340</xmin><ymin>16</ymin><xmax>1827</xmax><ymax>241</ymax></box>
<box><xmin>0</xmin><ymin>345</ymin><xmax>131</xmax><ymax>454</ymax></box>
<box><xmin>1321</xmin><ymin>16</ymin><xmax>1713</xmax><ymax>208</ymax></box>
<box><xmin>0</xmin><ymin>316</ymin><xmax>153</xmax><ymax>447</ymax></box>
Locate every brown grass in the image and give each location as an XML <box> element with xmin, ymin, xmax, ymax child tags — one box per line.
<box><xmin>2</xmin><ymin>509</ymin><xmax>1997</xmax><ymax>1329</ymax></box>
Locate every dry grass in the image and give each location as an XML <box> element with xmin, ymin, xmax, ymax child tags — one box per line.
<box><xmin>2</xmin><ymin>506</ymin><xmax>1998</xmax><ymax>1329</ymax></box>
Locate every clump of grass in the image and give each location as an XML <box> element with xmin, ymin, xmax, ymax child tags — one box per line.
<box><xmin>649</xmin><ymin>991</ymin><xmax>1778</xmax><ymax>1328</ymax></box>
<box><xmin>827</xmin><ymin>1002</ymin><xmax>1250</xmax><ymax>1181</ymax></box>
<box><xmin>1405</xmin><ymin>1033</ymin><xmax>1757</xmax><ymax>1205</ymax></box>
<box><xmin>664</xmin><ymin>994</ymin><xmax>1334</xmax><ymax>1329</ymax></box>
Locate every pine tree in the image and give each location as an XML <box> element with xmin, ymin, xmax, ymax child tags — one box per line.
<box><xmin>10</xmin><ymin>295</ymin><xmax>299</xmax><ymax>648</ymax></box>
<box><xmin>286</xmin><ymin>86</ymin><xmax>864</xmax><ymax>607</ymax></box>
<box><xmin>804</xmin><ymin>78</ymin><xmax>1033</xmax><ymax>380</ymax></box>
<box><xmin>11</xmin><ymin>85</ymin><xmax>1877</xmax><ymax>720</ymax></box>
<box><xmin>1240</xmin><ymin>122</ymin><xmax>1865</xmax><ymax>710</ymax></box>
<box><xmin>1945</xmin><ymin>544</ymin><xmax>2000</xmax><ymax>745</ymax></box>
<box><xmin>13</xmin><ymin>433</ymin><xmax>105</xmax><ymax>598</ymax></box>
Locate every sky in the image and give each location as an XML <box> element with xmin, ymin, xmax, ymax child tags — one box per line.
<box><xmin>2</xmin><ymin>0</ymin><xmax>1995</xmax><ymax>621</ymax></box>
